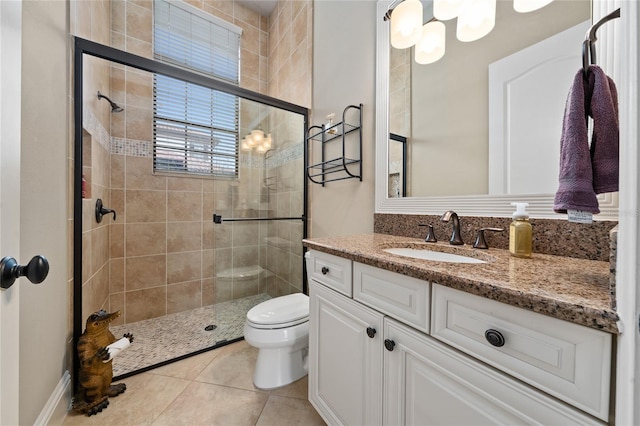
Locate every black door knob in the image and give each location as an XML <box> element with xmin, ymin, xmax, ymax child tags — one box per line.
<box><xmin>321</xmin><ymin>266</ymin><xmax>329</xmax><ymax>275</ymax></box>
<box><xmin>384</xmin><ymin>339</ymin><xmax>395</xmax><ymax>351</ymax></box>
<box><xmin>0</xmin><ymin>255</ymin><xmax>50</xmax><ymax>289</ymax></box>
<box><xmin>366</xmin><ymin>327</ymin><xmax>376</xmax><ymax>338</ymax></box>
<box><xmin>485</xmin><ymin>329</ymin><xmax>505</xmax><ymax>347</ymax></box>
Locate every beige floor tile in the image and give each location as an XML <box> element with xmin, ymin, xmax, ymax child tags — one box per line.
<box><xmin>195</xmin><ymin>340</ymin><xmax>260</xmax><ymax>391</ymax></box>
<box><xmin>271</xmin><ymin>375</ymin><xmax>309</xmax><ymax>400</ymax></box>
<box><xmin>148</xmin><ymin>349</ymin><xmax>220</xmax><ymax>380</ymax></box>
<box><xmin>63</xmin><ymin>373</ymin><xmax>190</xmax><ymax>425</ymax></box>
<box><xmin>256</xmin><ymin>394</ymin><xmax>326</xmax><ymax>426</ymax></box>
<box><xmin>151</xmin><ymin>381</ymin><xmax>269</xmax><ymax>425</ymax></box>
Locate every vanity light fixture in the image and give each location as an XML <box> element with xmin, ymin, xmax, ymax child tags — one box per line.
<box><xmin>241</xmin><ymin>129</ymin><xmax>272</xmax><ymax>153</ymax></box>
<box><xmin>387</xmin><ymin>0</ymin><xmax>555</xmax><ymax>65</ymax></box>
<box><xmin>390</xmin><ymin>0</ymin><xmax>423</xmax><ymax>48</ymax></box>
<box><xmin>456</xmin><ymin>0</ymin><xmax>496</xmax><ymax>42</ymax></box>
<box><xmin>433</xmin><ymin>0</ymin><xmax>463</xmax><ymax>20</ymax></box>
<box><xmin>415</xmin><ymin>19</ymin><xmax>446</xmax><ymax>64</ymax></box>
<box><xmin>513</xmin><ymin>0</ymin><xmax>554</xmax><ymax>13</ymax></box>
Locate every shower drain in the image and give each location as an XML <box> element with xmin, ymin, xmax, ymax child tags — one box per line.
<box><xmin>204</xmin><ymin>324</ymin><xmax>217</xmax><ymax>331</ymax></box>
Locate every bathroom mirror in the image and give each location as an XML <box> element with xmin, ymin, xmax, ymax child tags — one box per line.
<box><xmin>375</xmin><ymin>0</ymin><xmax>619</xmax><ymax>219</ymax></box>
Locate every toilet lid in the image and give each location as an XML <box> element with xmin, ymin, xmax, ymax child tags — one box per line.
<box><xmin>246</xmin><ymin>293</ymin><xmax>309</xmax><ymax>328</ymax></box>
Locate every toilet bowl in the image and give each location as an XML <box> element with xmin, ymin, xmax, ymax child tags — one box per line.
<box><xmin>244</xmin><ymin>292</ymin><xmax>310</xmax><ymax>389</ymax></box>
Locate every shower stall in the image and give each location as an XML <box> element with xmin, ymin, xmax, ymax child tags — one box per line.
<box><xmin>74</xmin><ymin>38</ymin><xmax>309</xmax><ymax>378</ymax></box>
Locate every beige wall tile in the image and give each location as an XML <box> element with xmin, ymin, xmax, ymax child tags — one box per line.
<box><xmin>125</xmin><ymin>2</ymin><xmax>152</xmax><ymax>43</ymax></box>
<box><xmin>91</xmin><ymin>225</ymin><xmax>110</xmax><ymax>276</ymax></box>
<box><xmin>110</xmin><ymin>257</ymin><xmax>125</xmax><ymax>293</ymax></box>
<box><xmin>167</xmin><ymin>280</ymin><xmax>202</xmax><ymax>314</ymax></box>
<box><xmin>202</xmin><ymin>248</ymin><xmax>215</xmax><ymax>279</ymax></box>
<box><xmin>126</xmin><ymin>222</ymin><xmax>167</xmax><ymax>256</ymax></box>
<box><xmin>111</xmin><ymin>0</ymin><xmax>126</xmax><ymax>35</ymax></box>
<box><xmin>234</xmin><ymin>3</ymin><xmax>261</xmax><ymax>29</ymax></box>
<box><xmin>202</xmin><ymin>277</ymin><xmax>216</xmax><ymax>305</ymax></box>
<box><xmin>167</xmin><ymin>221</ymin><xmax>202</xmax><ymax>253</ymax></box>
<box><xmin>110</xmin><ymin>222</ymin><xmax>125</xmax><ymax>257</ymax></box>
<box><xmin>125</xmin><ymin>105</ymin><xmax>153</xmax><ymax>141</ymax></box>
<box><xmin>82</xmin><ymin>232</ymin><xmax>92</xmax><ymax>284</ymax></box>
<box><xmin>126</xmin><ymin>68</ymin><xmax>153</xmax><ymax>108</ymax></box>
<box><xmin>168</xmin><ymin>176</ymin><xmax>203</xmax><ymax>192</ymax></box>
<box><xmin>126</xmin><ymin>190</ymin><xmax>167</xmax><ymax>223</ymax></box>
<box><xmin>214</xmin><ymin>277</ymin><xmax>232</xmax><ymax>302</ymax></box>
<box><xmin>167</xmin><ymin>251</ymin><xmax>202</xmax><ymax>284</ymax></box>
<box><xmin>110</xmin><ymin>65</ymin><xmax>126</xmax><ymax>105</ymax></box>
<box><xmin>126</xmin><ymin>286</ymin><xmax>167</xmax><ymax>322</ymax></box>
<box><xmin>109</xmin><ymin>292</ymin><xmax>125</xmax><ymax>326</ymax></box>
<box><xmin>168</xmin><ymin>191</ymin><xmax>202</xmax><ymax>222</ymax></box>
<box><xmin>111</xmin><ymin>189</ymin><xmax>126</xmax><ymax>222</ymax></box>
<box><xmin>240</xmin><ymin>23</ymin><xmax>260</xmax><ymax>56</ymax></box>
<box><xmin>126</xmin><ymin>254</ymin><xmax>167</xmax><ymax>290</ymax></box>
<box><xmin>232</xmin><ymin>222</ymin><xmax>260</xmax><ymax>246</ymax></box>
<box><xmin>126</xmin><ymin>156</ymin><xmax>166</xmax><ymax>190</ymax></box>
<box><xmin>213</xmin><ymin>225</ymin><xmax>232</xmax><ymax>249</ymax></box>
<box><xmin>126</xmin><ymin>36</ymin><xmax>153</xmax><ymax>58</ymax></box>
<box><xmin>214</xmin><ymin>248</ymin><xmax>232</xmax><ymax>273</ymax></box>
<box><xmin>232</xmin><ymin>245</ymin><xmax>259</xmax><ymax>269</ymax></box>
<box><xmin>111</xmin><ymin>154</ymin><xmax>125</xmax><ymax>189</ymax></box>
<box><xmin>202</xmin><ymin>221</ymin><xmax>214</xmax><ymax>248</ymax></box>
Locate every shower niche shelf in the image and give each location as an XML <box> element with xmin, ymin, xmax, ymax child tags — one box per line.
<box><xmin>306</xmin><ymin>104</ymin><xmax>362</xmax><ymax>186</ymax></box>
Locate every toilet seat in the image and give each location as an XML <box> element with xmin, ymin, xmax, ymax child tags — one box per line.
<box><xmin>246</xmin><ymin>293</ymin><xmax>309</xmax><ymax>330</ymax></box>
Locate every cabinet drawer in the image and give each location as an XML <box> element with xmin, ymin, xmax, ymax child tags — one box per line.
<box><xmin>306</xmin><ymin>250</ymin><xmax>352</xmax><ymax>296</ymax></box>
<box><xmin>354</xmin><ymin>262</ymin><xmax>429</xmax><ymax>333</ymax></box>
<box><xmin>384</xmin><ymin>318</ymin><xmax>603</xmax><ymax>426</ymax></box>
<box><xmin>431</xmin><ymin>284</ymin><xmax>612</xmax><ymax>421</ymax></box>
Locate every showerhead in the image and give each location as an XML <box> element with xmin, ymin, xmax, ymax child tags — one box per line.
<box><xmin>97</xmin><ymin>91</ymin><xmax>124</xmax><ymax>113</ymax></box>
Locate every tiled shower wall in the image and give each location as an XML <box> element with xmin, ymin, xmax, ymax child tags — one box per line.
<box><xmin>77</xmin><ymin>0</ymin><xmax>312</xmax><ymax>325</ymax></box>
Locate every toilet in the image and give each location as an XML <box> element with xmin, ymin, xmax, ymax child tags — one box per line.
<box><xmin>244</xmin><ymin>292</ymin><xmax>310</xmax><ymax>389</ymax></box>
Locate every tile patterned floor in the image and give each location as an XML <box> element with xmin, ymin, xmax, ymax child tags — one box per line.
<box><xmin>62</xmin><ymin>340</ymin><xmax>326</xmax><ymax>426</ymax></box>
<box><xmin>110</xmin><ymin>294</ymin><xmax>271</xmax><ymax>377</ymax></box>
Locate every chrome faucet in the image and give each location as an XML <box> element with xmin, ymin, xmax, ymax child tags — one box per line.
<box><xmin>440</xmin><ymin>211</ymin><xmax>464</xmax><ymax>245</ymax></box>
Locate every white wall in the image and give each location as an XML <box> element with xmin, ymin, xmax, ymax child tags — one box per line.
<box><xmin>20</xmin><ymin>1</ymin><xmax>69</xmax><ymax>423</ymax></box>
<box><xmin>311</xmin><ymin>0</ymin><xmax>377</xmax><ymax>237</ymax></box>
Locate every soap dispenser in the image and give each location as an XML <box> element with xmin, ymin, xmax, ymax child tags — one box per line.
<box><xmin>509</xmin><ymin>202</ymin><xmax>532</xmax><ymax>258</ymax></box>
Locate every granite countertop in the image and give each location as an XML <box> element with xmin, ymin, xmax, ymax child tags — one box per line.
<box><xmin>303</xmin><ymin>233</ymin><xmax>619</xmax><ymax>334</ymax></box>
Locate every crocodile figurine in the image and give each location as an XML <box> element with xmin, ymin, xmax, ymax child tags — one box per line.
<box><xmin>72</xmin><ymin>310</ymin><xmax>134</xmax><ymax>416</ymax></box>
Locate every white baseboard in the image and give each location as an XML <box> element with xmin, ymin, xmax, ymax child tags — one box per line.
<box><xmin>34</xmin><ymin>370</ymin><xmax>71</xmax><ymax>426</ymax></box>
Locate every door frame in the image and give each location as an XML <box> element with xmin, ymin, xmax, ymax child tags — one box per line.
<box><xmin>0</xmin><ymin>1</ymin><xmax>22</xmax><ymax>424</ymax></box>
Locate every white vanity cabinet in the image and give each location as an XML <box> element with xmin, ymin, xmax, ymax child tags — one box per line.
<box><xmin>309</xmin><ymin>280</ymin><xmax>383</xmax><ymax>425</ymax></box>
<box><xmin>307</xmin><ymin>250</ymin><xmax>609</xmax><ymax>426</ymax></box>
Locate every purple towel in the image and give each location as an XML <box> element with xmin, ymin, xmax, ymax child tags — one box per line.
<box><xmin>554</xmin><ymin>65</ymin><xmax>619</xmax><ymax>214</ymax></box>
<box><xmin>590</xmin><ymin>66</ymin><xmax>619</xmax><ymax>193</ymax></box>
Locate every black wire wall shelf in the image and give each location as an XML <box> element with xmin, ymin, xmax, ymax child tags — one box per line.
<box><xmin>306</xmin><ymin>104</ymin><xmax>363</xmax><ymax>186</ymax></box>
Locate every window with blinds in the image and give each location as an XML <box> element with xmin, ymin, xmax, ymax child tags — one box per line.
<box><xmin>153</xmin><ymin>0</ymin><xmax>242</xmax><ymax>177</ymax></box>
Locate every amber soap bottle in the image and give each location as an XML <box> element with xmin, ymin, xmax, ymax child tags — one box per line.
<box><xmin>509</xmin><ymin>202</ymin><xmax>532</xmax><ymax>258</ymax></box>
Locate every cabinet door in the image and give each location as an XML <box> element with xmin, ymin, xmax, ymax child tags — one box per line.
<box><xmin>383</xmin><ymin>318</ymin><xmax>603</xmax><ymax>426</ymax></box>
<box><xmin>309</xmin><ymin>280</ymin><xmax>383</xmax><ymax>426</ymax></box>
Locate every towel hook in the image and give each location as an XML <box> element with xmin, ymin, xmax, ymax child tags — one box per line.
<box><xmin>582</xmin><ymin>8</ymin><xmax>621</xmax><ymax>76</ymax></box>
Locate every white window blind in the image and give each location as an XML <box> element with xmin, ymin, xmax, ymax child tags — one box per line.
<box><xmin>153</xmin><ymin>0</ymin><xmax>242</xmax><ymax>177</ymax></box>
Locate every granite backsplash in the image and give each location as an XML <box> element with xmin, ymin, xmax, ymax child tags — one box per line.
<box><xmin>374</xmin><ymin>213</ymin><xmax>618</xmax><ymax>262</ymax></box>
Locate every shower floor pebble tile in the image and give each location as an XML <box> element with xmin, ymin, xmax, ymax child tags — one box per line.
<box><xmin>111</xmin><ymin>294</ymin><xmax>271</xmax><ymax>377</ymax></box>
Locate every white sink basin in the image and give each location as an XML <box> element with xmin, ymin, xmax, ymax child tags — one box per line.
<box><xmin>383</xmin><ymin>247</ymin><xmax>487</xmax><ymax>264</ymax></box>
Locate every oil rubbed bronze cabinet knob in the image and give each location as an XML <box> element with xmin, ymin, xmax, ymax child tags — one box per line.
<box><xmin>321</xmin><ymin>266</ymin><xmax>329</xmax><ymax>275</ymax></box>
<box><xmin>366</xmin><ymin>327</ymin><xmax>376</xmax><ymax>338</ymax></box>
<box><xmin>384</xmin><ymin>339</ymin><xmax>395</xmax><ymax>351</ymax></box>
<box><xmin>485</xmin><ymin>329</ymin><xmax>505</xmax><ymax>347</ymax></box>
